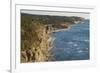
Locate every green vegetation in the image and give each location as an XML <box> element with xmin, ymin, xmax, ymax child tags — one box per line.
<box><xmin>21</xmin><ymin>13</ymin><xmax>83</xmax><ymax>63</ymax></box>
<box><xmin>21</xmin><ymin>13</ymin><xmax>84</xmax><ymax>29</ymax></box>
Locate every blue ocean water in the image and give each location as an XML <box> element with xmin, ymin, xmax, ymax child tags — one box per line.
<box><xmin>52</xmin><ymin>20</ymin><xmax>90</xmax><ymax>61</ymax></box>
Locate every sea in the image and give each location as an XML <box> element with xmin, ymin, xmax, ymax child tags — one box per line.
<box><xmin>52</xmin><ymin>20</ymin><xmax>90</xmax><ymax>61</ymax></box>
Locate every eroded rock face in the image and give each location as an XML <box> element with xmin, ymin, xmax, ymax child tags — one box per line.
<box><xmin>21</xmin><ymin>21</ymin><xmax>53</xmax><ymax>63</ymax></box>
<box><xmin>21</xmin><ymin>49</ymin><xmax>34</xmax><ymax>62</ymax></box>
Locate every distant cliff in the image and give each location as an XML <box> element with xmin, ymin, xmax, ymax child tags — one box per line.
<box><xmin>21</xmin><ymin>13</ymin><xmax>84</xmax><ymax>30</ymax></box>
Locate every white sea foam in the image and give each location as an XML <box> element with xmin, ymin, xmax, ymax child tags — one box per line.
<box><xmin>67</xmin><ymin>41</ymin><xmax>73</xmax><ymax>44</ymax></box>
<box><xmin>78</xmin><ymin>50</ymin><xmax>83</xmax><ymax>53</ymax></box>
<box><xmin>84</xmin><ymin>39</ymin><xmax>89</xmax><ymax>42</ymax></box>
<box><xmin>73</xmin><ymin>44</ymin><xmax>78</xmax><ymax>46</ymax></box>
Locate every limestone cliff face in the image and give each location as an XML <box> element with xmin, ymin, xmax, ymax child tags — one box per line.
<box><xmin>21</xmin><ymin>21</ymin><xmax>54</xmax><ymax>63</ymax></box>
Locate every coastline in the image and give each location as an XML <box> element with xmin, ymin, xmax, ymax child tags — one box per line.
<box><xmin>52</xmin><ymin>21</ymin><xmax>82</xmax><ymax>33</ymax></box>
<box><xmin>52</xmin><ymin>25</ymin><xmax>72</xmax><ymax>33</ymax></box>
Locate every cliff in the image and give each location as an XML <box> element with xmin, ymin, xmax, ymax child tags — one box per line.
<box><xmin>21</xmin><ymin>20</ymin><xmax>54</xmax><ymax>63</ymax></box>
<box><xmin>21</xmin><ymin>13</ymin><xmax>84</xmax><ymax>63</ymax></box>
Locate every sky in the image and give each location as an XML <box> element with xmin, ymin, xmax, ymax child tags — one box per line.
<box><xmin>21</xmin><ymin>10</ymin><xmax>90</xmax><ymax>19</ymax></box>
